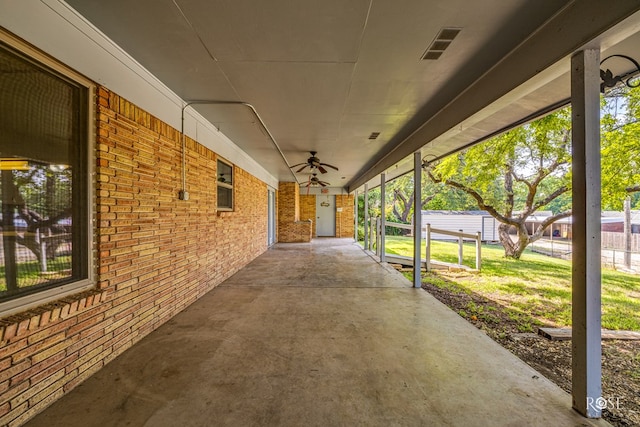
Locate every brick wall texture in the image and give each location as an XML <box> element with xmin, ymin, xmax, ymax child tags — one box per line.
<box><xmin>336</xmin><ymin>195</ymin><xmax>355</xmax><ymax>238</ymax></box>
<box><xmin>0</xmin><ymin>88</ymin><xmax>268</xmax><ymax>426</ymax></box>
<box><xmin>277</xmin><ymin>183</ymin><xmax>311</xmax><ymax>243</ymax></box>
<box><xmin>299</xmin><ymin>195</ymin><xmax>316</xmax><ymax>237</ymax></box>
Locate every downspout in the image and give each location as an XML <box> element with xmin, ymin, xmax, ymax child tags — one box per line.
<box><xmin>179</xmin><ymin>100</ymin><xmax>298</xmax><ymax>200</ymax></box>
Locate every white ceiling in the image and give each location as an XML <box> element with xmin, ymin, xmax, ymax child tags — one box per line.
<box><xmin>65</xmin><ymin>0</ymin><xmax>640</xmax><ymax>191</ymax></box>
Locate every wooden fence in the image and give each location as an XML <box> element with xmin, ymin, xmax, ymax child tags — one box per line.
<box><xmin>601</xmin><ymin>232</ymin><xmax>640</xmax><ymax>251</ymax></box>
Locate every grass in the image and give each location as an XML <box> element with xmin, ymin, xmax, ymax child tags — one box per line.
<box><xmin>383</xmin><ymin>235</ymin><xmax>640</xmax><ymax>331</ymax></box>
<box><xmin>0</xmin><ymin>257</ymin><xmax>72</xmax><ymax>292</ymax></box>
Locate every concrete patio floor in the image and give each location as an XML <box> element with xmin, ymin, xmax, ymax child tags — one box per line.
<box><xmin>26</xmin><ymin>238</ymin><xmax>608</xmax><ymax>427</ymax></box>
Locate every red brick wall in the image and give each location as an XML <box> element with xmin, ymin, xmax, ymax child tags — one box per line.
<box><xmin>0</xmin><ymin>88</ymin><xmax>268</xmax><ymax>425</ymax></box>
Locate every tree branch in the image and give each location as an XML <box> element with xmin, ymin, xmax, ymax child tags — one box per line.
<box><xmin>421</xmin><ymin>194</ymin><xmax>435</xmax><ymax>209</ymax></box>
<box><xmin>626</xmin><ymin>185</ymin><xmax>640</xmax><ymax>193</ymax></box>
<box><xmin>428</xmin><ymin>169</ymin><xmax>516</xmax><ymax>225</ymax></box>
<box><xmin>530</xmin><ymin>210</ymin><xmax>572</xmax><ymax>242</ymax></box>
<box><xmin>532</xmin><ymin>185</ymin><xmax>569</xmax><ymax>212</ymax></box>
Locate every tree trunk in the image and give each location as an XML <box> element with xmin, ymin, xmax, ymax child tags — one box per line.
<box><xmin>498</xmin><ymin>222</ymin><xmax>530</xmax><ymax>259</ymax></box>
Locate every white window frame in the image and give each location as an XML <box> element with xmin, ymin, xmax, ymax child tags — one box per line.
<box><xmin>0</xmin><ymin>29</ymin><xmax>95</xmax><ymax>317</ymax></box>
<box><xmin>217</xmin><ymin>158</ymin><xmax>234</xmax><ymax>211</ymax></box>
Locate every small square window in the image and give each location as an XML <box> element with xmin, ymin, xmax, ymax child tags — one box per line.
<box><xmin>217</xmin><ymin>159</ymin><xmax>233</xmax><ymax>211</ymax></box>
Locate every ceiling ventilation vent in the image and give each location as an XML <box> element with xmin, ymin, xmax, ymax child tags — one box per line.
<box><xmin>368</xmin><ymin>132</ymin><xmax>380</xmax><ymax>140</ymax></box>
<box><xmin>421</xmin><ymin>27</ymin><xmax>461</xmax><ymax>60</ymax></box>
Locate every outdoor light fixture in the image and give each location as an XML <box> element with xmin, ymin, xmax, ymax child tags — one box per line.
<box><xmin>421</xmin><ymin>154</ymin><xmax>438</xmax><ymax>169</ymax></box>
<box><xmin>600</xmin><ymin>54</ymin><xmax>640</xmax><ymax>93</ymax></box>
<box><xmin>49</xmin><ymin>164</ymin><xmax>69</xmax><ymax>172</ymax></box>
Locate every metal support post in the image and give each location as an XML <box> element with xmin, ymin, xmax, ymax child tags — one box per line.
<box><xmin>476</xmin><ymin>231</ymin><xmax>482</xmax><ymax>271</ymax></box>
<box><xmin>354</xmin><ymin>190</ymin><xmax>358</xmax><ymax>242</ymax></box>
<box><xmin>425</xmin><ymin>224</ymin><xmax>431</xmax><ymax>272</ymax></box>
<box><xmin>458</xmin><ymin>229</ymin><xmax>463</xmax><ymax>266</ymax></box>
<box><xmin>380</xmin><ymin>173</ymin><xmax>386</xmax><ymax>262</ymax></box>
<box><xmin>413</xmin><ymin>152</ymin><xmax>422</xmax><ymax>288</ymax></box>
<box><xmin>571</xmin><ymin>49</ymin><xmax>602</xmax><ymax>418</ymax></box>
<box><xmin>364</xmin><ymin>184</ymin><xmax>369</xmax><ymax>250</ymax></box>
<box><xmin>625</xmin><ymin>197</ymin><xmax>631</xmax><ymax>268</ymax></box>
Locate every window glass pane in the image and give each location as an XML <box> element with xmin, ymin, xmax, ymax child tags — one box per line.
<box><xmin>218</xmin><ymin>186</ymin><xmax>233</xmax><ymax>209</ymax></box>
<box><xmin>0</xmin><ymin>43</ymin><xmax>86</xmax><ymax>301</ymax></box>
<box><xmin>217</xmin><ymin>161</ymin><xmax>232</xmax><ymax>185</ymax></box>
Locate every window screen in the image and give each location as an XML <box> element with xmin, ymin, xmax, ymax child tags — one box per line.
<box><xmin>0</xmin><ymin>42</ymin><xmax>88</xmax><ymax>302</ymax></box>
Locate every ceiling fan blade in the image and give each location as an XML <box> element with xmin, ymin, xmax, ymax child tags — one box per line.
<box><xmin>296</xmin><ymin>164</ymin><xmax>309</xmax><ymax>173</ymax></box>
<box><xmin>317</xmin><ymin>165</ymin><xmax>327</xmax><ymax>174</ymax></box>
<box><xmin>290</xmin><ymin>163</ymin><xmax>307</xmax><ymax>168</ymax></box>
<box><xmin>319</xmin><ymin>182</ymin><xmax>327</xmax><ymax>187</ymax></box>
<box><xmin>319</xmin><ymin>163</ymin><xmax>339</xmax><ymax>171</ymax></box>
<box><xmin>319</xmin><ymin>180</ymin><xmax>330</xmax><ymax>186</ymax></box>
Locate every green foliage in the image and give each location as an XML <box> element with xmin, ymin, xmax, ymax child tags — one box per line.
<box><xmin>356</xmin><ymin>188</ymin><xmax>380</xmax><ymax>223</ymax></box>
<box><xmin>601</xmin><ymin>84</ymin><xmax>640</xmax><ymax>209</ymax></box>
<box><xmin>384</xmin><ymin>173</ymin><xmax>476</xmax><ymax>226</ymax></box>
<box><xmin>431</xmin><ymin>109</ymin><xmax>572</xmax><ymax>217</ymax></box>
<box><xmin>12</xmin><ymin>165</ymin><xmax>72</xmax><ymax>217</ymax></box>
<box><xmin>425</xmin><ymin>186</ymin><xmax>476</xmax><ymax>211</ymax></box>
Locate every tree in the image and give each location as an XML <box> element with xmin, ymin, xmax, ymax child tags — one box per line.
<box><xmin>2</xmin><ymin>165</ymin><xmax>72</xmax><ymax>266</ymax></box>
<box><xmin>388</xmin><ymin>176</ymin><xmax>434</xmax><ymax>223</ymax></box>
<box><xmin>601</xmin><ymin>84</ymin><xmax>640</xmax><ymax>209</ymax></box>
<box><xmin>386</xmin><ymin>175</ymin><xmax>476</xmax><ymax>224</ymax></box>
<box><xmin>356</xmin><ymin>187</ymin><xmax>380</xmax><ymax>240</ymax></box>
<box><xmin>426</xmin><ymin>109</ymin><xmax>573</xmax><ymax>259</ymax></box>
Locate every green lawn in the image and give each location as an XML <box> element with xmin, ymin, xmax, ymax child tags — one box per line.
<box><xmin>383</xmin><ymin>235</ymin><xmax>640</xmax><ymax>331</ymax></box>
<box><xmin>0</xmin><ymin>257</ymin><xmax>72</xmax><ymax>292</ymax></box>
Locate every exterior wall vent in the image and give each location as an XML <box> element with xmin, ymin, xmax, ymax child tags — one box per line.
<box><xmin>421</xmin><ymin>27</ymin><xmax>461</xmax><ymax>60</ymax></box>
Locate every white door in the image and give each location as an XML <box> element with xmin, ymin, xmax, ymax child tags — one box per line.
<box><xmin>316</xmin><ymin>195</ymin><xmax>335</xmax><ymax>237</ymax></box>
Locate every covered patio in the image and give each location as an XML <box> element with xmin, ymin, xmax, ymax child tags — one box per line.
<box><xmin>26</xmin><ymin>239</ymin><xmax>608</xmax><ymax>426</ymax></box>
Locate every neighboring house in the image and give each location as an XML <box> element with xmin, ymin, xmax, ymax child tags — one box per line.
<box><xmin>599</xmin><ymin>211</ymin><xmax>640</xmax><ymax>233</ymax></box>
<box><xmin>524</xmin><ymin>211</ymin><xmax>640</xmax><ymax>240</ymax></box>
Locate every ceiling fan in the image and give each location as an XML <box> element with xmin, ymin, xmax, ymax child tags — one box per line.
<box><xmin>305</xmin><ymin>173</ymin><xmax>330</xmax><ymax>188</ymax></box>
<box><xmin>290</xmin><ymin>151</ymin><xmax>338</xmax><ymax>174</ymax></box>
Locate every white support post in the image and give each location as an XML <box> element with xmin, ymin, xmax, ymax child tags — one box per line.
<box><xmin>380</xmin><ymin>173</ymin><xmax>386</xmax><ymax>262</ymax></box>
<box><xmin>373</xmin><ymin>218</ymin><xmax>378</xmax><ymax>253</ymax></box>
<box><xmin>458</xmin><ymin>229</ymin><xmax>463</xmax><ymax>266</ymax></box>
<box><xmin>476</xmin><ymin>231</ymin><xmax>481</xmax><ymax>271</ymax></box>
<box><xmin>364</xmin><ymin>184</ymin><xmax>369</xmax><ymax>250</ymax></box>
<box><xmin>38</xmin><ymin>229</ymin><xmax>47</xmax><ymax>273</ymax></box>
<box><xmin>413</xmin><ymin>152</ymin><xmax>422</xmax><ymax>288</ymax></box>
<box><xmin>354</xmin><ymin>190</ymin><xmax>358</xmax><ymax>242</ymax></box>
<box><xmin>571</xmin><ymin>49</ymin><xmax>602</xmax><ymax>418</ymax></box>
<box><xmin>425</xmin><ymin>224</ymin><xmax>431</xmax><ymax>272</ymax></box>
<box><xmin>624</xmin><ymin>197</ymin><xmax>631</xmax><ymax>268</ymax></box>
<box><xmin>369</xmin><ymin>218</ymin><xmax>374</xmax><ymax>251</ymax></box>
